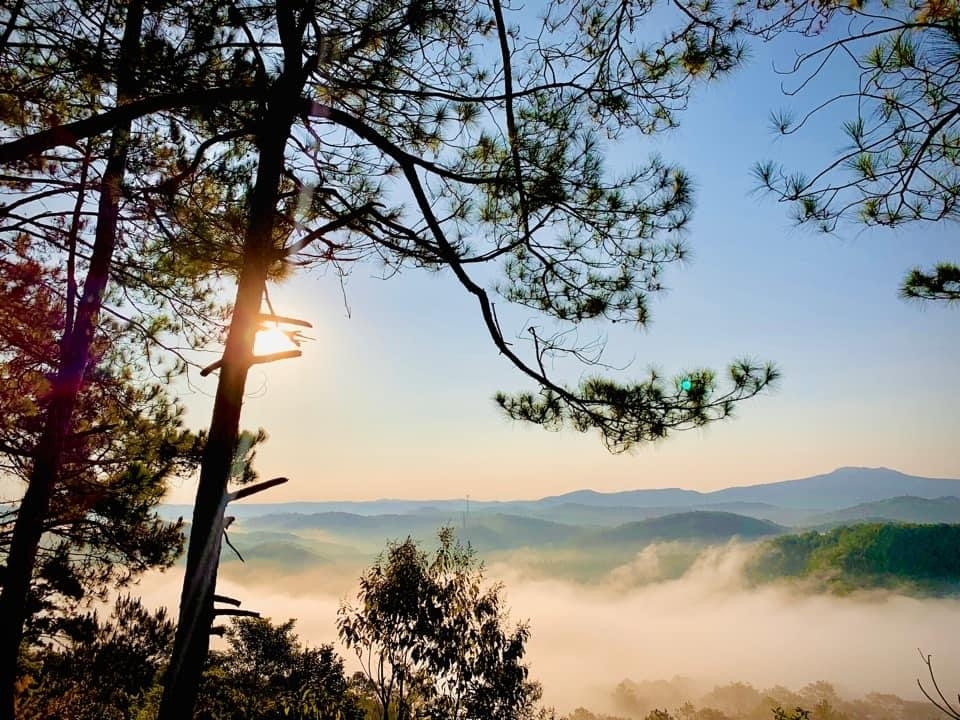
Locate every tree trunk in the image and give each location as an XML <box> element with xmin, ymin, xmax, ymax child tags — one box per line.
<box><xmin>0</xmin><ymin>5</ymin><xmax>144</xmax><ymax>717</ymax></box>
<box><xmin>157</xmin><ymin>85</ymin><xmax>299</xmax><ymax>720</ymax></box>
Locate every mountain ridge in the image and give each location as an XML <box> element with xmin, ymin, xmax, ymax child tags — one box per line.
<box><xmin>160</xmin><ymin>467</ymin><xmax>960</xmax><ymax>520</ymax></box>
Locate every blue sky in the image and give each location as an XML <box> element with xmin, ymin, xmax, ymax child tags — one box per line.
<box><xmin>168</xmin><ymin>19</ymin><xmax>959</xmax><ymax>503</ymax></box>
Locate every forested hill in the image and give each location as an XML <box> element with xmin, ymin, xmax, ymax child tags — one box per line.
<box><xmin>748</xmin><ymin>523</ymin><xmax>960</xmax><ymax>591</ymax></box>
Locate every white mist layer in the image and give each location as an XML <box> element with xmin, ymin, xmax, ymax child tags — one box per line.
<box><xmin>133</xmin><ymin>543</ymin><xmax>960</xmax><ymax>715</ymax></box>
<box><xmin>489</xmin><ymin>544</ymin><xmax>960</xmax><ymax>712</ymax></box>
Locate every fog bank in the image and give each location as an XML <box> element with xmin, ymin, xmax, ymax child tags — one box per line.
<box><xmin>134</xmin><ymin>543</ymin><xmax>960</xmax><ymax>714</ymax></box>
<box><xmin>489</xmin><ymin>544</ymin><xmax>960</xmax><ymax>711</ymax></box>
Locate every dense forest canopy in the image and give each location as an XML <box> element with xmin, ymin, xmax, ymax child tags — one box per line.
<box><xmin>748</xmin><ymin>522</ymin><xmax>960</xmax><ymax>592</ymax></box>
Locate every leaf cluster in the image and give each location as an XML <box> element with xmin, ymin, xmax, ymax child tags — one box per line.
<box><xmin>13</xmin><ymin>595</ymin><xmax>175</xmax><ymax>720</ymax></box>
<box><xmin>0</xmin><ymin>253</ymin><xmax>199</xmax><ymax>629</ymax></box>
<box><xmin>198</xmin><ymin>617</ymin><xmax>364</xmax><ymax>720</ymax></box>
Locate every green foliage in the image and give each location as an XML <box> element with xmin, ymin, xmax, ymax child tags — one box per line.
<box><xmin>0</xmin><ymin>254</ymin><xmax>195</xmax><ymax>633</ymax></box>
<box><xmin>14</xmin><ymin>603</ymin><xmax>362</xmax><ymax>720</ymax></box>
<box><xmin>747</xmin><ymin>522</ymin><xmax>960</xmax><ymax>591</ymax></box>
<box><xmin>14</xmin><ymin>595</ymin><xmax>174</xmax><ymax>720</ymax></box>
<box><xmin>197</xmin><ymin>617</ymin><xmax>363</xmax><ymax>720</ymax></box>
<box><xmin>496</xmin><ymin>362</ymin><xmax>778</xmax><ymax>453</ymax></box>
<box><xmin>338</xmin><ymin>528</ymin><xmax>542</xmax><ymax>720</ymax></box>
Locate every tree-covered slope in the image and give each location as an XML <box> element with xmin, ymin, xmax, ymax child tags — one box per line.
<box><xmin>748</xmin><ymin>522</ymin><xmax>960</xmax><ymax>590</ymax></box>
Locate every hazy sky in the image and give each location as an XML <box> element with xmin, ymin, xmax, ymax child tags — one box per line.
<box><xmin>168</xmin><ymin>24</ymin><xmax>960</xmax><ymax>504</ymax></box>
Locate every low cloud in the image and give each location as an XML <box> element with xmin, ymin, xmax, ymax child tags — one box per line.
<box><xmin>133</xmin><ymin>542</ymin><xmax>960</xmax><ymax>715</ymax></box>
<box><xmin>490</xmin><ymin>544</ymin><xmax>960</xmax><ymax>712</ymax></box>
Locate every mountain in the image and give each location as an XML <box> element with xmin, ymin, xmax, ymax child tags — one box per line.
<box><xmin>161</xmin><ymin>467</ymin><xmax>960</xmax><ymax>522</ymax></box>
<box><xmin>533</xmin><ymin>467</ymin><xmax>960</xmax><ymax>511</ymax></box>
<box><xmin>246</xmin><ymin>511</ymin><xmax>581</xmax><ymax>552</ymax></box>
<box><xmin>522</xmin><ymin>501</ymin><xmax>808</xmax><ymax>527</ymax></box>
<box><xmin>241</xmin><ymin>509</ymin><xmax>784</xmax><ymax>560</ymax></box>
<box><xmin>536</xmin><ymin>488</ymin><xmax>706</xmax><ymax>508</ymax></box>
<box><xmin>706</xmin><ymin>467</ymin><xmax>960</xmax><ymax>509</ymax></box>
<box><xmin>807</xmin><ymin>496</ymin><xmax>960</xmax><ymax>526</ymax></box>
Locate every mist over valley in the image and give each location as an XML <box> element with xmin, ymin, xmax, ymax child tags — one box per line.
<box><xmin>143</xmin><ymin>467</ymin><xmax>960</xmax><ymax>716</ymax></box>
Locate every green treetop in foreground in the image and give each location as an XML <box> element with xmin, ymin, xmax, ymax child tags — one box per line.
<box><xmin>339</xmin><ymin>528</ymin><xmax>541</xmax><ymax>720</ymax></box>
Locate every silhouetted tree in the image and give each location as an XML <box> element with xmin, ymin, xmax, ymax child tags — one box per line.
<box><xmin>197</xmin><ymin>617</ymin><xmax>363</xmax><ymax>720</ymax></box>
<box><xmin>0</xmin><ymin>257</ymin><xmax>198</xmax><ymax>611</ymax></box>
<box><xmin>0</xmin><ymin>3</ymin><xmax>151</xmax><ymax>709</ymax></box>
<box><xmin>13</xmin><ymin>595</ymin><xmax>174</xmax><ymax>720</ymax></box>
<box><xmin>0</xmin><ymin>1</ymin><xmax>252</xmax><ymax>711</ymax></box>
<box><xmin>749</xmin><ymin>0</ymin><xmax>960</xmax><ymax>302</ymax></box>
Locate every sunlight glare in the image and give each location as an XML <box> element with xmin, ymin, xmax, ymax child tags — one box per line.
<box><xmin>254</xmin><ymin>327</ymin><xmax>298</xmax><ymax>356</ymax></box>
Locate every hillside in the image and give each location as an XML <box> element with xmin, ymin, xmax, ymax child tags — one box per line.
<box><xmin>245</xmin><ymin>509</ymin><xmax>784</xmax><ymax>553</ymax></box>
<box><xmin>230</xmin><ymin>509</ymin><xmax>787</xmax><ymax>579</ymax></box>
<box><xmin>747</xmin><ymin>522</ymin><xmax>960</xmax><ymax>591</ymax></box>
<box><xmin>165</xmin><ymin>468</ymin><xmax>960</xmax><ymax>583</ymax></box>
<box><xmin>245</xmin><ymin>511</ymin><xmax>581</xmax><ymax>552</ymax></box>
<box><xmin>584</xmin><ymin>511</ymin><xmax>785</xmax><ymax>546</ymax></box>
<box><xmin>220</xmin><ymin>541</ymin><xmax>325</xmax><ymax>568</ymax></box>
<box><xmin>807</xmin><ymin>496</ymin><xmax>960</xmax><ymax>526</ymax></box>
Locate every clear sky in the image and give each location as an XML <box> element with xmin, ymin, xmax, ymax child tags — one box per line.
<box><xmin>167</xmin><ymin>25</ymin><xmax>960</xmax><ymax>504</ymax></box>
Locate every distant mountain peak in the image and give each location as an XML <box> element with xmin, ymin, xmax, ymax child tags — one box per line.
<box><xmin>830</xmin><ymin>465</ymin><xmax>901</xmax><ymax>474</ymax></box>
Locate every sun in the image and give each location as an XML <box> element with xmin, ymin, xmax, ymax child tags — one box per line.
<box><xmin>253</xmin><ymin>327</ymin><xmax>298</xmax><ymax>356</ymax></box>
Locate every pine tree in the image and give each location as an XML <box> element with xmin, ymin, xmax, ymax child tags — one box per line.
<box><xmin>153</xmin><ymin>2</ymin><xmax>777</xmax><ymax>714</ymax></box>
<box><xmin>0</xmin><ymin>2</ymin><xmax>243</xmax><ymax>713</ymax></box>
<box><xmin>0</xmin><ymin>258</ymin><xmax>195</xmax><ymax>644</ymax></box>
<box><xmin>749</xmin><ymin>0</ymin><xmax>960</xmax><ymax>302</ymax></box>
<box><xmin>2</xmin><ymin>2</ymin><xmax>780</xmax><ymax>717</ymax></box>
